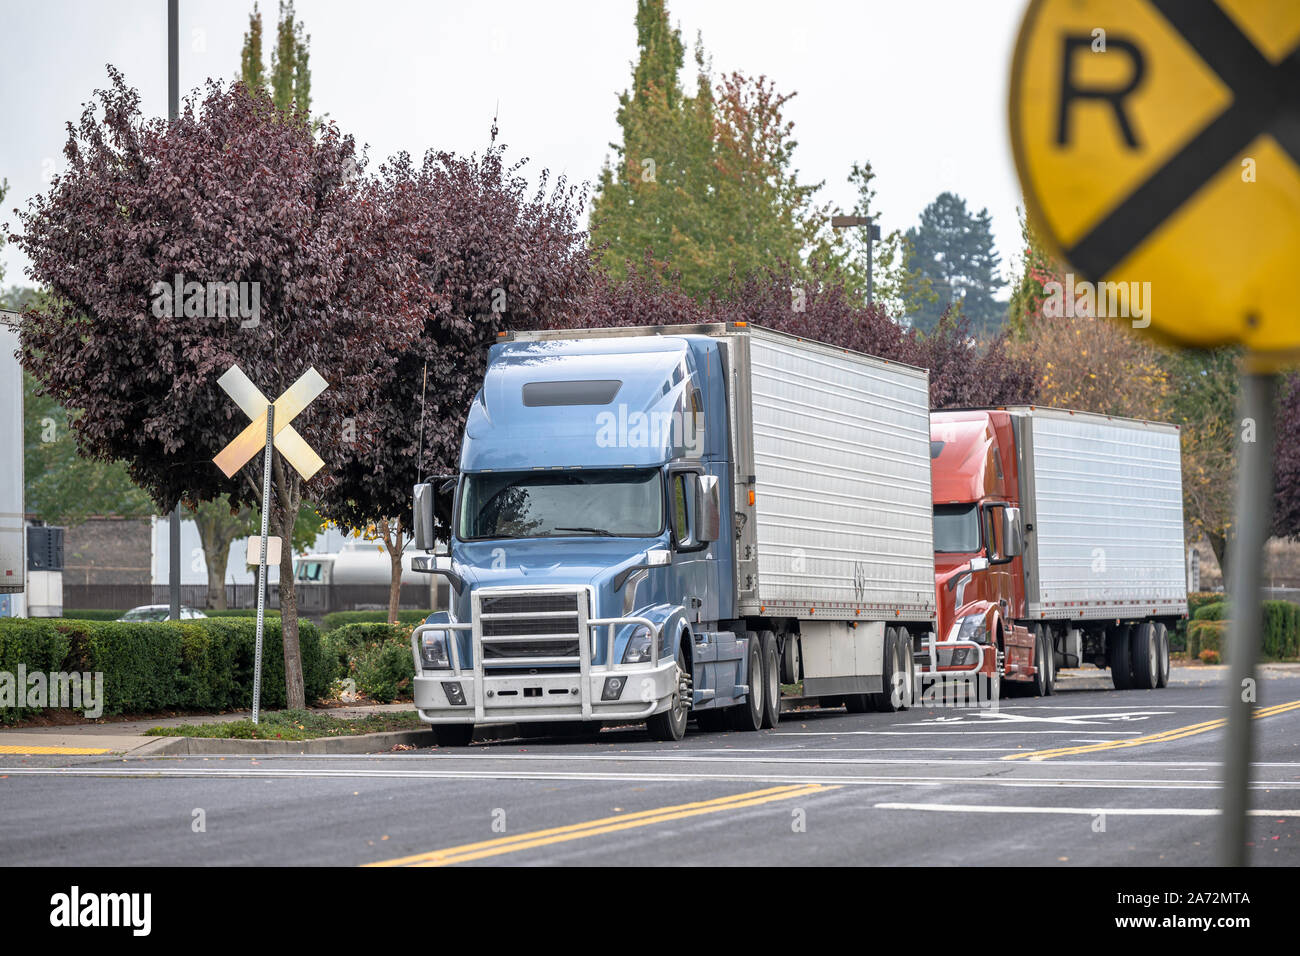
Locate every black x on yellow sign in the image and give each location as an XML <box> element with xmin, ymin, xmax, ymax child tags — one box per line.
<box><xmin>1011</xmin><ymin>0</ymin><xmax>1300</xmax><ymax>361</ymax></box>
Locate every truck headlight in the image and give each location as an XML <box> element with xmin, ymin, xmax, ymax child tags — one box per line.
<box><xmin>420</xmin><ymin>631</ymin><xmax>451</xmax><ymax>670</ymax></box>
<box><xmin>621</xmin><ymin>625</ymin><xmax>655</xmax><ymax>664</ymax></box>
<box><xmin>949</xmin><ymin>614</ymin><xmax>988</xmax><ymax>645</ymax></box>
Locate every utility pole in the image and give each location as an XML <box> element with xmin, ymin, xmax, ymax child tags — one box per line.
<box><xmin>167</xmin><ymin>0</ymin><xmax>181</xmax><ymax>622</ymax></box>
<box><xmin>831</xmin><ymin>214</ymin><xmax>882</xmax><ymax>308</ymax></box>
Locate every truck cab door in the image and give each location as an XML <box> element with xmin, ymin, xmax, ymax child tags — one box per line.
<box><xmin>669</xmin><ymin>467</ymin><xmax>713</xmax><ymax>625</ymax></box>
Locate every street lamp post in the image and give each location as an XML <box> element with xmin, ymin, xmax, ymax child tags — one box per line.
<box><xmin>832</xmin><ymin>214</ymin><xmax>882</xmax><ymax>309</ymax></box>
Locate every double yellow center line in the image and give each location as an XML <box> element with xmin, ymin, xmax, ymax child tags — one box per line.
<box><xmin>366</xmin><ymin>783</ymin><xmax>834</xmax><ymax>867</ymax></box>
<box><xmin>1003</xmin><ymin>698</ymin><xmax>1300</xmax><ymax>761</ymax></box>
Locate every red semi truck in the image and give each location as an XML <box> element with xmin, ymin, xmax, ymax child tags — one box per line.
<box><xmin>923</xmin><ymin>406</ymin><xmax>1189</xmax><ymax>698</ymax></box>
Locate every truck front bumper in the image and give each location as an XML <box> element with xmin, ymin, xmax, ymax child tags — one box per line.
<box><xmin>410</xmin><ymin>597</ymin><xmax>677</xmax><ymax>725</ymax></box>
<box><xmin>413</xmin><ymin>659</ymin><xmax>678</xmax><ymax>724</ymax></box>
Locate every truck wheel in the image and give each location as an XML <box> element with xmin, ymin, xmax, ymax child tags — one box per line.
<box><xmin>647</xmin><ymin>644</ymin><xmax>691</xmax><ymax>742</ymax></box>
<box><xmin>895</xmin><ymin>628</ymin><xmax>916</xmax><ymax>710</ymax></box>
<box><xmin>780</xmin><ymin>635</ymin><xmax>801</xmax><ymax>684</ymax></box>
<box><xmin>759</xmin><ymin>630</ymin><xmax>781</xmax><ymax>728</ymax></box>
<box><xmin>1132</xmin><ymin>621</ymin><xmax>1159</xmax><ymax>690</ymax></box>
<box><xmin>1110</xmin><ymin>624</ymin><xmax>1134</xmax><ymax>690</ymax></box>
<box><xmin>1028</xmin><ymin>626</ymin><xmax>1048</xmax><ymax>696</ymax></box>
<box><xmin>1155</xmin><ymin>623</ymin><xmax>1170</xmax><ymax>688</ymax></box>
<box><xmin>729</xmin><ymin>633</ymin><xmax>765</xmax><ymax>731</ymax></box>
<box><xmin>872</xmin><ymin>627</ymin><xmax>905</xmax><ymax>712</ymax></box>
<box><xmin>1042</xmin><ymin>627</ymin><xmax>1056</xmax><ymax>696</ymax></box>
<box><xmin>431</xmin><ymin>724</ymin><xmax>474</xmax><ymax>747</ymax></box>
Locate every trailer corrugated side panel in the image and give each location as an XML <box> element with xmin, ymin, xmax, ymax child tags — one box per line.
<box><xmin>745</xmin><ymin>329</ymin><xmax>934</xmax><ymax>620</ymax></box>
<box><xmin>1020</xmin><ymin>408</ymin><xmax>1187</xmax><ymax>618</ymax></box>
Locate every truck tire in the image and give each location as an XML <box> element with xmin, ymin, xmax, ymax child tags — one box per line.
<box><xmin>1029</xmin><ymin>626</ymin><xmax>1049</xmax><ymax>696</ymax></box>
<box><xmin>759</xmin><ymin>630</ymin><xmax>781</xmax><ymax>728</ymax></box>
<box><xmin>1042</xmin><ymin>627</ymin><xmax>1056</xmax><ymax>696</ymax></box>
<box><xmin>896</xmin><ymin>628</ymin><xmax>916</xmax><ymax>710</ymax></box>
<box><xmin>780</xmin><ymin>635</ymin><xmax>801</xmax><ymax>684</ymax></box>
<box><xmin>1110</xmin><ymin>624</ymin><xmax>1134</xmax><ymax>690</ymax></box>
<box><xmin>647</xmin><ymin>643</ymin><xmax>691</xmax><ymax>741</ymax></box>
<box><xmin>431</xmin><ymin>724</ymin><xmax>474</xmax><ymax>747</ymax></box>
<box><xmin>729</xmin><ymin>633</ymin><xmax>765</xmax><ymax>731</ymax></box>
<box><xmin>1155</xmin><ymin>623</ymin><xmax>1170</xmax><ymax>688</ymax></box>
<box><xmin>872</xmin><ymin>627</ymin><xmax>906</xmax><ymax>712</ymax></box>
<box><xmin>1132</xmin><ymin>621</ymin><xmax>1159</xmax><ymax>690</ymax></box>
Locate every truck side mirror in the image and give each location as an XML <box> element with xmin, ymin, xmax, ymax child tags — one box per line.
<box><xmin>697</xmin><ymin>474</ymin><xmax>721</xmax><ymax>543</ymax></box>
<box><xmin>1003</xmin><ymin>506</ymin><xmax>1023</xmax><ymax>558</ymax></box>
<box><xmin>413</xmin><ymin>482</ymin><xmax>435</xmax><ymax>552</ymax></box>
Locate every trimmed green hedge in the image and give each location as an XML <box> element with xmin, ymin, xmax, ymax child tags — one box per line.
<box><xmin>1185</xmin><ymin>600</ymin><xmax>1300</xmax><ymax>661</ymax></box>
<box><xmin>0</xmin><ymin>617</ymin><xmax>330</xmax><ymax>722</ymax></box>
<box><xmin>61</xmin><ymin>609</ymin><xmax>127</xmax><ymax>621</ymax></box>
<box><xmin>1194</xmin><ymin>601</ymin><xmax>1229</xmax><ymax>621</ymax></box>
<box><xmin>321</xmin><ymin>609</ymin><xmax>432</xmax><ymax>632</ymax></box>
<box><xmin>325</xmin><ymin>623</ymin><xmax>415</xmax><ymax>704</ymax></box>
<box><xmin>1187</xmin><ymin>619</ymin><xmax>1226</xmax><ymax>662</ymax></box>
<box><xmin>1188</xmin><ymin>591</ymin><xmax>1223</xmax><ymax>618</ymax></box>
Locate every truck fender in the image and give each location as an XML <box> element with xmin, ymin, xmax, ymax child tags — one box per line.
<box><xmin>623</xmin><ymin>602</ymin><xmax>691</xmax><ymax>664</ymax></box>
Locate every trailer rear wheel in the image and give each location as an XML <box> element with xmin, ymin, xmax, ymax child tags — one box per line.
<box><xmin>729</xmin><ymin>633</ymin><xmax>765</xmax><ymax>731</ymax></box>
<box><xmin>1110</xmin><ymin>624</ymin><xmax>1134</xmax><ymax>690</ymax></box>
<box><xmin>430</xmin><ymin>724</ymin><xmax>474</xmax><ymax>747</ymax></box>
<box><xmin>1132</xmin><ymin>621</ymin><xmax>1159</xmax><ymax>690</ymax></box>
<box><xmin>872</xmin><ymin>627</ymin><xmax>908</xmax><ymax>712</ymax></box>
<box><xmin>1155</xmin><ymin>623</ymin><xmax>1170</xmax><ymax>688</ymax></box>
<box><xmin>759</xmin><ymin>630</ymin><xmax>781</xmax><ymax>728</ymax></box>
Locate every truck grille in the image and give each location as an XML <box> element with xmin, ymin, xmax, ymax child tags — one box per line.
<box><xmin>476</xmin><ymin>590</ymin><xmax>586</xmax><ymax>671</ymax></box>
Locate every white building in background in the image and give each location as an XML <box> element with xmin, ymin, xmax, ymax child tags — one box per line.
<box><xmin>148</xmin><ymin>517</ymin><xmax>358</xmax><ymax>586</ymax></box>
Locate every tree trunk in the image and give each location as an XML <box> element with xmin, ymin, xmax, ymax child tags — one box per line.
<box><xmin>381</xmin><ymin>516</ymin><xmax>405</xmax><ymax>625</ymax></box>
<box><xmin>275</xmin><ymin>457</ymin><xmax>306</xmax><ymax>710</ymax></box>
<box><xmin>1208</xmin><ymin>529</ymin><xmax>1229</xmax><ymax>595</ymax></box>
<box><xmin>191</xmin><ymin>498</ymin><xmax>248</xmax><ymax>610</ymax></box>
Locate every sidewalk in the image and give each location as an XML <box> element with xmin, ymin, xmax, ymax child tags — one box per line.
<box><xmin>0</xmin><ymin>702</ymin><xmax>420</xmax><ymax>756</ymax></box>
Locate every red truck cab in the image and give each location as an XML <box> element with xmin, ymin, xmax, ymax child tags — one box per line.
<box><xmin>930</xmin><ymin>410</ymin><xmax>1044</xmax><ymax>695</ymax></box>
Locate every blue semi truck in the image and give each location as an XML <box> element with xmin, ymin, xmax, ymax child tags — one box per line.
<box><xmin>408</xmin><ymin>322</ymin><xmax>937</xmax><ymax>745</ymax></box>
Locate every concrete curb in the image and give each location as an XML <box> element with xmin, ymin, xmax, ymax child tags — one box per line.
<box><xmin>143</xmin><ymin>729</ymin><xmax>432</xmax><ymax>756</ymax></box>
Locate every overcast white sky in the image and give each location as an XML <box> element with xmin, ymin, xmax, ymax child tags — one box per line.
<box><xmin>0</xmin><ymin>0</ymin><xmax>1028</xmax><ymax>289</ymax></box>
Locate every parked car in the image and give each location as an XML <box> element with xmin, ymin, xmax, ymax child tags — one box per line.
<box><xmin>117</xmin><ymin>604</ymin><xmax>208</xmax><ymax>622</ymax></box>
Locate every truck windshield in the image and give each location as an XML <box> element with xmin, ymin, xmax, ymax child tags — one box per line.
<box><xmin>933</xmin><ymin>504</ymin><xmax>980</xmax><ymax>553</ymax></box>
<box><xmin>458</xmin><ymin>469</ymin><xmax>665</xmax><ymax>540</ymax></box>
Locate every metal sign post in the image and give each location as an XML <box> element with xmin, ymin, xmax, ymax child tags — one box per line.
<box><xmin>1221</xmin><ymin>373</ymin><xmax>1277</xmax><ymax>864</ymax></box>
<box><xmin>213</xmin><ymin>365</ymin><xmax>328</xmax><ymax>725</ymax></box>
<box><xmin>251</xmin><ymin>403</ymin><xmax>275</xmax><ymax>724</ymax></box>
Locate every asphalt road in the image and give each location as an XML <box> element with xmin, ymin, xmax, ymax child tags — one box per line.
<box><xmin>2</xmin><ymin>667</ymin><xmax>1298</xmax><ymax>866</ymax></box>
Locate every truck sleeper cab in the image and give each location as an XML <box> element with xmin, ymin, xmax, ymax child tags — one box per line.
<box><xmin>408</xmin><ymin>323</ymin><xmax>938</xmax><ymax>745</ymax></box>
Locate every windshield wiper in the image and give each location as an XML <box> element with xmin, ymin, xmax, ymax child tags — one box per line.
<box><xmin>555</xmin><ymin>526</ymin><xmax>615</xmax><ymax>536</ymax></box>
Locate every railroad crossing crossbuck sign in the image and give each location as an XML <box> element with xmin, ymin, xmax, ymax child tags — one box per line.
<box><xmin>1010</xmin><ymin>0</ymin><xmax>1300</xmax><ymax>361</ymax></box>
<box><xmin>213</xmin><ymin>366</ymin><xmax>328</xmax><ymax>480</ymax></box>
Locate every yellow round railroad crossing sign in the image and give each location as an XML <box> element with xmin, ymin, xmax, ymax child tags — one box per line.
<box><xmin>1010</xmin><ymin>0</ymin><xmax>1300</xmax><ymax>362</ymax></box>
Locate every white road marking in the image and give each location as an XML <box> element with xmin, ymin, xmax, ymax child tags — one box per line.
<box><xmin>2</xmin><ymin>765</ymin><xmax>1298</xmax><ymax>790</ymax></box>
<box><xmin>774</xmin><ymin>730</ymin><xmax>1143</xmax><ymax>735</ymax></box>
<box><xmin>875</xmin><ymin>802</ymin><xmax>1300</xmax><ymax>817</ymax></box>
